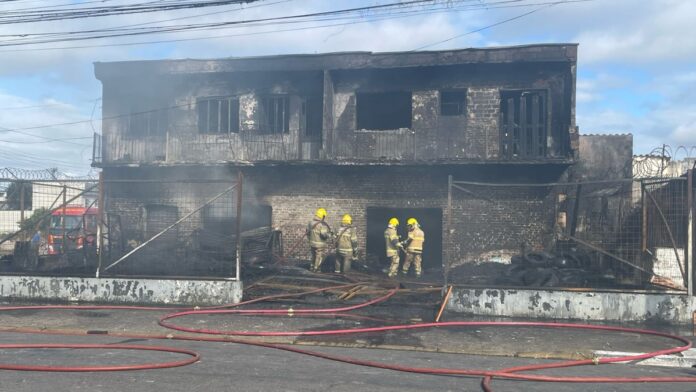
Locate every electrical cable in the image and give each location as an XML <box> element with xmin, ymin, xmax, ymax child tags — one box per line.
<box><xmin>0</xmin><ymin>0</ymin><xmax>591</xmax><ymax>48</ymax></box>
<box><xmin>0</xmin><ymin>278</ymin><xmax>693</xmax><ymax>390</ymax></box>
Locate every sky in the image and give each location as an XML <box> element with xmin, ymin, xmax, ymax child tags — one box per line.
<box><xmin>0</xmin><ymin>0</ymin><xmax>694</xmax><ymax>176</ymax></box>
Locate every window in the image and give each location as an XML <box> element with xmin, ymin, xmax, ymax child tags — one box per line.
<box><xmin>144</xmin><ymin>205</ymin><xmax>178</xmax><ymax>239</ymax></box>
<box><xmin>500</xmin><ymin>90</ymin><xmax>548</xmax><ymax>159</ymax></box>
<box><xmin>302</xmin><ymin>96</ymin><xmax>323</xmax><ymax>140</ymax></box>
<box><xmin>198</xmin><ymin>97</ymin><xmax>240</xmax><ymax>134</ymax></box>
<box><xmin>258</xmin><ymin>95</ymin><xmax>290</xmax><ymax>134</ymax></box>
<box><xmin>356</xmin><ymin>91</ymin><xmax>412</xmax><ymax>130</ymax></box>
<box><xmin>128</xmin><ymin>108</ymin><xmax>167</xmax><ymax>137</ymax></box>
<box><xmin>440</xmin><ymin>90</ymin><xmax>467</xmax><ymax>116</ymax></box>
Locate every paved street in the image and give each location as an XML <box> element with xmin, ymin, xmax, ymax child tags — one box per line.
<box><xmin>2</xmin><ymin>330</ymin><xmax>696</xmax><ymax>392</ymax></box>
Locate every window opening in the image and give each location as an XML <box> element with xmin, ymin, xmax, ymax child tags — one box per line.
<box><xmin>440</xmin><ymin>90</ymin><xmax>467</xmax><ymax>116</ymax></box>
<box><xmin>198</xmin><ymin>97</ymin><xmax>240</xmax><ymax>134</ymax></box>
<box><xmin>356</xmin><ymin>91</ymin><xmax>412</xmax><ymax>130</ymax></box>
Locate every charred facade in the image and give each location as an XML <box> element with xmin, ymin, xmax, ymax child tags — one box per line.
<box><xmin>94</xmin><ymin>44</ymin><xmax>579</xmax><ymax>276</ymax></box>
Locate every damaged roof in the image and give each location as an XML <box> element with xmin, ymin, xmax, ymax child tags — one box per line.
<box><xmin>94</xmin><ymin>43</ymin><xmax>578</xmax><ymax>80</ymax></box>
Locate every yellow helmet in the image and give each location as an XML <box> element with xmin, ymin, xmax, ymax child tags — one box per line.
<box><xmin>407</xmin><ymin>218</ymin><xmax>418</xmax><ymax>226</ymax></box>
<box><xmin>342</xmin><ymin>214</ymin><xmax>352</xmax><ymax>225</ymax></box>
<box><xmin>388</xmin><ymin>217</ymin><xmax>399</xmax><ymax>226</ymax></box>
<box><xmin>315</xmin><ymin>208</ymin><xmax>327</xmax><ymax>219</ymax></box>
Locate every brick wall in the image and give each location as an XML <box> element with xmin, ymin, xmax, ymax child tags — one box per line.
<box><xmin>246</xmin><ymin>165</ymin><xmax>562</xmax><ymax>269</ymax></box>
<box><xmin>103</xmin><ymin>164</ymin><xmax>565</xmax><ymax>277</ymax></box>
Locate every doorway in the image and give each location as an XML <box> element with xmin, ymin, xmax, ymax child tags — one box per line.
<box><xmin>365</xmin><ymin>207</ymin><xmax>442</xmax><ymax>272</ymax></box>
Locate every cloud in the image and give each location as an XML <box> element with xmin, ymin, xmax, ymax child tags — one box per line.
<box><xmin>0</xmin><ymin>91</ymin><xmax>97</xmax><ymax>175</ymax></box>
<box><xmin>578</xmin><ymin>69</ymin><xmax>696</xmax><ymax>153</ymax></box>
<box><xmin>0</xmin><ymin>0</ymin><xmax>694</xmax><ymax>168</ymax></box>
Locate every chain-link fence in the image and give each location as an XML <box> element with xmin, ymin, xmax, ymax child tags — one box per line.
<box><xmin>100</xmin><ymin>178</ymin><xmax>241</xmax><ymax>278</ymax></box>
<box><xmin>0</xmin><ymin>175</ymin><xmax>281</xmax><ymax>279</ymax></box>
<box><xmin>446</xmin><ymin>174</ymin><xmax>694</xmax><ymax>292</ymax></box>
<box><xmin>0</xmin><ymin>178</ymin><xmax>98</xmax><ymax>272</ymax></box>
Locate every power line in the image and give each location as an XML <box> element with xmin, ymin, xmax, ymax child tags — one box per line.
<box><xmin>0</xmin><ymin>98</ymin><xmax>100</xmax><ymax>110</ymax></box>
<box><xmin>412</xmin><ymin>0</ymin><xmax>584</xmax><ymax>50</ymax></box>
<box><xmin>0</xmin><ymin>124</ymin><xmax>94</xmax><ymax>145</ymax></box>
<box><xmin>0</xmin><ymin>0</ymin><xmax>267</xmax><ymax>24</ymax></box>
<box><xmin>0</xmin><ymin>0</ymin><xmax>584</xmax><ymax>51</ymax></box>
<box><xmin>0</xmin><ymin>0</ymin><xmax>441</xmax><ymax>42</ymax></box>
<box><xmin>0</xmin><ymin>136</ymin><xmax>92</xmax><ymax>144</ymax></box>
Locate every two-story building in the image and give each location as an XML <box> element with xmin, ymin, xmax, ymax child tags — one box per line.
<box><xmin>94</xmin><ymin>44</ymin><xmax>579</xmax><ymax>277</ymax></box>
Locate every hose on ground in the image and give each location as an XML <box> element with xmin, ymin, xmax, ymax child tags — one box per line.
<box><xmin>0</xmin><ymin>279</ymin><xmax>695</xmax><ymax>391</ymax></box>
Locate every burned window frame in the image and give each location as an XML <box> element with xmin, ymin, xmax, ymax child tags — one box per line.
<box><xmin>301</xmin><ymin>95</ymin><xmax>323</xmax><ymax>140</ymax></box>
<box><xmin>143</xmin><ymin>204</ymin><xmax>179</xmax><ymax>240</ymax></box>
<box><xmin>257</xmin><ymin>95</ymin><xmax>290</xmax><ymax>135</ymax></box>
<box><xmin>197</xmin><ymin>96</ymin><xmax>240</xmax><ymax>135</ymax></box>
<box><xmin>356</xmin><ymin>91</ymin><xmax>413</xmax><ymax>131</ymax></box>
<box><xmin>126</xmin><ymin>107</ymin><xmax>168</xmax><ymax>138</ymax></box>
<box><xmin>439</xmin><ymin>89</ymin><xmax>468</xmax><ymax>117</ymax></box>
<box><xmin>499</xmin><ymin>89</ymin><xmax>549</xmax><ymax>160</ymax></box>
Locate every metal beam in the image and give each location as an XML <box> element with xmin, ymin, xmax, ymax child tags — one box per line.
<box><xmin>103</xmin><ymin>184</ymin><xmax>237</xmax><ymax>273</ymax></box>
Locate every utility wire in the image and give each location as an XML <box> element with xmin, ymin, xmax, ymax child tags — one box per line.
<box><xmin>0</xmin><ymin>0</ymin><xmax>269</xmax><ymax>24</ymax></box>
<box><xmin>0</xmin><ymin>98</ymin><xmax>100</xmax><ymax>110</ymax></box>
<box><xmin>412</xmin><ymin>0</ymin><xmax>579</xmax><ymax>50</ymax></box>
<box><xmin>0</xmin><ymin>0</ymin><xmax>588</xmax><ymax>51</ymax></box>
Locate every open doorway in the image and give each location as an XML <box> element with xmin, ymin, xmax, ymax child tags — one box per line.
<box><xmin>365</xmin><ymin>207</ymin><xmax>442</xmax><ymax>273</ymax></box>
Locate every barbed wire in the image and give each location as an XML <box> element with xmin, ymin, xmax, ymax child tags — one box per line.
<box><xmin>633</xmin><ymin>144</ymin><xmax>696</xmax><ymax>178</ymax></box>
<box><xmin>0</xmin><ymin>167</ymin><xmax>96</xmax><ymax>181</ymax></box>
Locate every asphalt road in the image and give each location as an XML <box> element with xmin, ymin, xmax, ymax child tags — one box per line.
<box><xmin>1</xmin><ymin>332</ymin><xmax>696</xmax><ymax>392</ymax></box>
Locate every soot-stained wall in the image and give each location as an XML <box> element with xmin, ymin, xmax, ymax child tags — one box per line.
<box><xmin>103</xmin><ymin>164</ymin><xmax>567</xmax><ymax>274</ymax></box>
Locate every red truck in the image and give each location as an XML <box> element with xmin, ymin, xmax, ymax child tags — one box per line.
<box><xmin>46</xmin><ymin>206</ymin><xmax>98</xmax><ymax>255</ymax></box>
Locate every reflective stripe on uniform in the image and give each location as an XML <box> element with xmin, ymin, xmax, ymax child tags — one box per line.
<box><xmin>407</xmin><ymin>228</ymin><xmax>424</xmax><ymax>253</ymax></box>
<box><xmin>384</xmin><ymin>226</ymin><xmax>400</xmax><ymax>257</ymax></box>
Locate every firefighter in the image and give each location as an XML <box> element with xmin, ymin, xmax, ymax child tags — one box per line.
<box><xmin>334</xmin><ymin>214</ymin><xmax>358</xmax><ymax>273</ymax></box>
<box><xmin>401</xmin><ymin>218</ymin><xmax>425</xmax><ymax>278</ymax></box>
<box><xmin>307</xmin><ymin>208</ymin><xmax>332</xmax><ymax>272</ymax></box>
<box><xmin>384</xmin><ymin>217</ymin><xmax>403</xmax><ymax>278</ymax></box>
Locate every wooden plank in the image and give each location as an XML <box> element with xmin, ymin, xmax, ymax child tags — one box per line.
<box><xmin>519</xmin><ymin>94</ymin><xmax>527</xmax><ymax>157</ymax></box>
<box><xmin>531</xmin><ymin>94</ymin><xmax>540</xmax><ymax>157</ymax></box>
<box><xmin>506</xmin><ymin>97</ymin><xmax>516</xmax><ymax>158</ymax></box>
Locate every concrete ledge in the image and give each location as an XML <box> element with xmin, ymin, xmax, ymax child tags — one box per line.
<box><xmin>448</xmin><ymin>288</ymin><xmax>696</xmax><ymax>324</ymax></box>
<box><xmin>0</xmin><ymin>275</ymin><xmax>243</xmax><ymax>306</ymax></box>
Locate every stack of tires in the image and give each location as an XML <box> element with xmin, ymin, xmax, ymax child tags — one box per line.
<box><xmin>499</xmin><ymin>250</ymin><xmax>590</xmax><ymax>288</ymax></box>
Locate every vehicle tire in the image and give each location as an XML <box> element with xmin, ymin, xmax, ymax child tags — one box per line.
<box><xmin>524</xmin><ymin>251</ymin><xmax>552</xmax><ymax>267</ymax></box>
<box><xmin>553</xmin><ymin>252</ymin><xmax>580</xmax><ymax>269</ymax></box>
<box><xmin>558</xmin><ymin>269</ymin><xmax>587</xmax><ymax>286</ymax></box>
<box><xmin>510</xmin><ymin>255</ymin><xmax>526</xmax><ymax>266</ymax></box>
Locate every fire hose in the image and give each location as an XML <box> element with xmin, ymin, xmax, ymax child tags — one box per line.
<box><xmin>0</xmin><ymin>282</ymin><xmax>696</xmax><ymax>391</ymax></box>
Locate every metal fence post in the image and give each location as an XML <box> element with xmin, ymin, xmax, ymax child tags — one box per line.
<box><xmin>641</xmin><ymin>181</ymin><xmax>647</xmax><ymax>252</ymax></box>
<box><xmin>62</xmin><ymin>185</ymin><xmax>67</xmax><ymax>255</ymax></box>
<box><xmin>688</xmin><ymin>169</ymin><xmax>693</xmax><ymax>296</ymax></box>
<box><xmin>235</xmin><ymin>170</ymin><xmax>244</xmax><ymax>281</ymax></box>
<box><xmin>96</xmin><ymin>173</ymin><xmax>105</xmax><ymax>278</ymax></box>
<box><xmin>19</xmin><ymin>182</ymin><xmax>25</xmax><ymax>225</ymax></box>
<box><xmin>445</xmin><ymin>174</ymin><xmax>452</xmax><ymax>292</ymax></box>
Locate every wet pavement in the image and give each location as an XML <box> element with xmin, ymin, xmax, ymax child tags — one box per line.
<box><xmin>1</xmin><ymin>331</ymin><xmax>696</xmax><ymax>392</ymax></box>
<box><xmin>0</xmin><ymin>277</ymin><xmax>692</xmax><ymax>361</ymax></box>
<box><xmin>1</xmin><ymin>270</ymin><xmax>696</xmax><ymax>391</ymax></box>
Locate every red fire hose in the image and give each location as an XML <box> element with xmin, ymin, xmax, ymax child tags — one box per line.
<box><xmin>0</xmin><ymin>344</ymin><xmax>199</xmax><ymax>372</ymax></box>
<box><xmin>0</xmin><ymin>282</ymin><xmax>695</xmax><ymax>392</ymax></box>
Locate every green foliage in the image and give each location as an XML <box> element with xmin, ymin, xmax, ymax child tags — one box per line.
<box><xmin>19</xmin><ymin>208</ymin><xmax>50</xmax><ymax>233</ymax></box>
<box><xmin>5</xmin><ymin>181</ymin><xmax>33</xmax><ymax>210</ymax></box>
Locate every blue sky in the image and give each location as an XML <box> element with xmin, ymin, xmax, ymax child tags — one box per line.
<box><xmin>0</xmin><ymin>0</ymin><xmax>694</xmax><ymax>175</ymax></box>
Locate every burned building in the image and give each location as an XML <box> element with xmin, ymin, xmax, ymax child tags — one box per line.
<box><xmin>93</xmin><ymin>44</ymin><xmax>579</xmax><ymax>277</ymax></box>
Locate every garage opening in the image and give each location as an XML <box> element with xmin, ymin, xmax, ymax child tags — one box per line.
<box><xmin>365</xmin><ymin>207</ymin><xmax>442</xmax><ymax>274</ymax></box>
